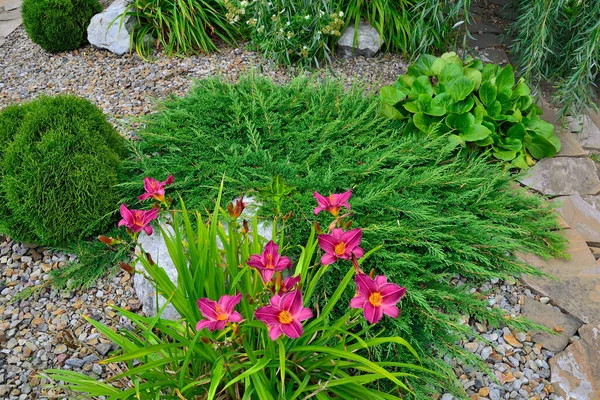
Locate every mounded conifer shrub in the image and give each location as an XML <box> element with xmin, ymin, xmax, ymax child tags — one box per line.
<box><xmin>21</xmin><ymin>0</ymin><xmax>103</xmax><ymax>53</ymax></box>
<box><xmin>0</xmin><ymin>95</ymin><xmax>126</xmax><ymax>247</ymax></box>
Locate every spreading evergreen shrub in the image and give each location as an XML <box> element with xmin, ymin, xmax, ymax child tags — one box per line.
<box><xmin>21</xmin><ymin>0</ymin><xmax>102</xmax><ymax>53</ymax></box>
<box><xmin>0</xmin><ymin>95</ymin><xmax>126</xmax><ymax>247</ymax></box>
<box><xmin>122</xmin><ymin>77</ymin><xmax>565</xmax><ymax>397</ymax></box>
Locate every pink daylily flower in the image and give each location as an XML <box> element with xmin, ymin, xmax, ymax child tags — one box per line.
<box><xmin>276</xmin><ymin>275</ymin><xmax>301</xmax><ymax>295</ymax></box>
<box><xmin>247</xmin><ymin>241</ymin><xmax>292</xmax><ymax>283</ymax></box>
<box><xmin>255</xmin><ymin>290</ymin><xmax>313</xmax><ymax>340</ymax></box>
<box><xmin>317</xmin><ymin>228</ymin><xmax>364</xmax><ymax>265</ymax></box>
<box><xmin>196</xmin><ymin>293</ymin><xmax>243</xmax><ymax>332</ymax></box>
<box><xmin>313</xmin><ymin>190</ymin><xmax>352</xmax><ymax>216</ymax></box>
<box><xmin>138</xmin><ymin>175</ymin><xmax>174</xmax><ymax>202</ymax></box>
<box><xmin>350</xmin><ymin>274</ymin><xmax>406</xmax><ymax>324</ymax></box>
<box><xmin>118</xmin><ymin>204</ymin><xmax>159</xmax><ymax>235</ymax></box>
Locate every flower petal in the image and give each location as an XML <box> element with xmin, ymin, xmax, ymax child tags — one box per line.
<box><xmin>352</xmin><ymin>246</ymin><xmax>364</xmax><ymax>259</ymax></box>
<box><xmin>383</xmin><ymin>305</ymin><xmax>399</xmax><ymax>319</ymax></box>
<box><xmin>341</xmin><ymin>228</ymin><xmax>363</xmax><ymax>251</ymax></box>
<box><xmin>313</xmin><ymin>191</ymin><xmax>329</xmax><ymax>207</ymax></box>
<box><xmin>374</xmin><ymin>275</ymin><xmax>387</xmax><ymax>286</ymax></box>
<box><xmin>144</xmin><ymin>207</ymin><xmax>159</xmax><ymax>223</ymax></box>
<box><xmin>260</xmin><ymin>268</ymin><xmax>275</xmax><ymax>283</ymax></box>
<box><xmin>164</xmin><ymin>175</ymin><xmax>174</xmax><ymax>185</ymax></box>
<box><xmin>209</xmin><ymin>320</ymin><xmax>227</xmax><ymax>332</ymax></box>
<box><xmin>281</xmin><ymin>290</ymin><xmax>304</xmax><ymax>314</ymax></box>
<box><xmin>320</xmin><ymin>253</ymin><xmax>338</xmax><ymax>265</ymax></box>
<box><xmin>296</xmin><ymin>307</ymin><xmax>313</xmax><ymax>322</ymax></box>
<box><xmin>229</xmin><ymin>311</ymin><xmax>243</xmax><ymax>323</ymax></box>
<box><xmin>119</xmin><ymin>204</ymin><xmax>133</xmax><ymax>222</ymax></box>
<box><xmin>254</xmin><ymin>306</ymin><xmax>281</xmax><ymax>325</ymax></box>
<box><xmin>246</xmin><ymin>254</ymin><xmax>264</xmax><ymax>268</ymax></box>
<box><xmin>143</xmin><ymin>225</ymin><xmax>153</xmax><ymax>235</ymax></box>
<box><xmin>317</xmin><ymin>234</ymin><xmax>337</xmax><ymax>254</ymax></box>
<box><xmin>355</xmin><ymin>273</ymin><xmax>378</xmax><ymax>299</ymax></box>
<box><xmin>196</xmin><ymin>320</ymin><xmax>211</xmax><ymax>331</ymax></box>
<box><xmin>281</xmin><ymin>319</ymin><xmax>303</xmax><ymax>338</ymax></box>
<box><xmin>275</xmin><ymin>255</ymin><xmax>292</xmax><ymax>270</ymax></box>
<box><xmin>268</xmin><ymin>325</ymin><xmax>283</xmax><ymax>340</ymax></box>
<box><xmin>336</xmin><ymin>189</ymin><xmax>352</xmax><ymax>205</ymax></box>
<box><xmin>138</xmin><ymin>193</ymin><xmax>153</xmax><ymax>201</ymax></box>
<box><xmin>197</xmin><ymin>298</ymin><xmax>219</xmax><ymax>320</ymax></box>
<box><xmin>363</xmin><ymin>302</ymin><xmax>384</xmax><ymax>324</ymax></box>
<box><xmin>349</xmin><ymin>295</ymin><xmax>365</xmax><ymax>309</ymax></box>
<box><xmin>380</xmin><ymin>284</ymin><xmax>406</xmax><ymax>304</ymax></box>
<box><xmin>218</xmin><ymin>293</ymin><xmax>242</xmax><ymax>313</ymax></box>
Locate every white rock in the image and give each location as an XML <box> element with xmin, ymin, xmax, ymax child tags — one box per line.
<box><xmin>337</xmin><ymin>22</ymin><xmax>383</xmax><ymax>58</ymax></box>
<box><xmin>87</xmin><ymin>0</ymin><xmax>135</xmax><ymax>55</ymax></box>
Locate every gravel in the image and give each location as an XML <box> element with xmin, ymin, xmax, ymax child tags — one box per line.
<box><xmin>441</xmin><ymin>277</ymin><xmax>560</xmax><ymax>400</ymax></box>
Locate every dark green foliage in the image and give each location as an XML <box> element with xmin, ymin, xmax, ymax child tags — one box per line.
<box><xmin>122</xmin><ymin>77</ymin><xmax>565</xmax><ymax>397</ymax></box>
<box><xmin>380</xmin><ymin>53</ymin><xmax>561</xmax><ymax>169</ymax></box>
<box><xmin>507</xmin><ymin>0</ymin><xmax>600</xmax><ymax>116</ymax></box>
<box><xmin>0</xmin><ymin>95</ymin><xmax>126</xmax><ymax>248</ymax></box>
<box><xmin>21</xmin><ymin>0</ymin><xmax>102</xmax><ymax>53</ymax></box>
<box><xmin>342</xmin><ymin>0</ymin><xmax>471</xmax><ymax>57</ymax></box>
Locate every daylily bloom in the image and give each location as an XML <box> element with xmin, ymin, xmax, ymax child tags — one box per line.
<box><xmin>350</xmin><ymin>274</ymin><xmax>406</xmax><ymax>324</ymax></box>
<box><xmin>227</xmin><ymin>196</ymin><xmax>246</xmax><ymax>219</ymax></box>
<box><xmin>196</xmin><ymin>293</ymin><xmax>243</xmax><ymax>332</ymax></box>
<box><xmin>318</xmin><ymin>228</ymin><xmax>364</xmax><ymax>265</ymax></box>
<box><xmin>276</xmin><ymin>275</ymin><xmax>301</xmax><ymax>295</ymax></box>
<box><xmin>255</xmin><ymin>290</ymin><xmax>312</xmax><ymax>340</ymax></box>
<box><xmin>118</xmin><ymin>205</ymin><xmax>158</xmax><ymax>235</ymax></box>
<box><xmin>247</xmin><ymin>241</ymin><xmax>292</xmax><ymax>283</ymax></box>
<box><xmin>138</xmin><ymin>175</ymin><xmax>174</xmax><ymax>202</ymax></box>
<box><xmin>313</xmin><ymin>190</ymin><xmax>352</xmax><ymax>216</ymax></box>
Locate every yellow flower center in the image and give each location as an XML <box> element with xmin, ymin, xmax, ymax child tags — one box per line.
<box><xmin>151</xmin><ymin>181</ymin><xmax>157</xmax><ymax>189</ymax></box>
<box><xmin>334</xmin><ymin>242</ymin><xmax>346</xmax><ymax>256</ymax></box>
<box><xmin>278</xmin><ymin>310</ymin><xmax>293</xmax><ymax>324</ymax></box>
<box><xmin>266</xmin><ymin>254</ymin><xmax>274</xmax><ymax>269</ymax></box>
<box><xmin>368</xmin><ymin>292</ymin><xmax>383</xmax><ymax>307</ymax></box>
<box><xmin>215</xmin><ymin>305</ymin><xmax>228</xmax><ymax>321</ymax></box>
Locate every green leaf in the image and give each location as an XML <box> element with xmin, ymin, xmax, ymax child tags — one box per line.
<box><xmin>411</xmin><ymin>76</ymin><xmax>434</xmax><ymax>96</ymax></box>
<box><xmin>440</xmin><ymin>52</ymin><xmax>463</xmax><ymax>65</ymax></box>
<box><xmin>482</xmin><ymin>63</ymin><xmax>498</xmax><ymax>81</ymax></box>
<box><xmin>448</xmin><ymin>77</ymin><xmax>475</xmax><ymax>102</ymax></box>
<box><xmin>496</xmin><ymin>92</ymin><xmax>512</xmax><ymax>111</ymax></box>
<box><xmin>449</xmin><ymin>97</ymin><xmax>474</xmax><ymax>114</ymax></box>
<box><xmin>497</xmin><ymin>137</ymin><xmax>523</xmax><ymax>152</ymax></box>
<box><xmin>474</xmin><ymin>136</ymin><xmax>494</xmax><ymax>146</ymax></box>
<box><xmin>474</xmin><ymin>105</ymin><xmax>485</xmax><ymax>124</ymax></box>
<box><xmin>413</xmin><ymin>112</ymin><xmax>433</xmax><ymax>133</ymax></box>
<box><xmin>380</xmin><ymin>86</ymin><xmax>407</xmax><ymax>106</ymax></box>
<box><xmin>461</xmin><ymin>124</ymin><xmax>492</xmax><ymax>141</ymax></box>
<box><xmin>493</xmin><ymin>148</ymin><xmax>518</xmax><ymax>161</ymax></box>
<box><xmin>464</xmin><ymin>68</ymin><xmax>482</xmax><ymax>90</ymax></box>
<box><xmin>403</xmin><ymin>101</ymin><xmax>418</xmax><ymax>113</ymax></box>
<box><xmin>408</xmin><ymin>54</ymin><xmax>437</xmax><ymax>77</ymax></box>
<box><xmin>447</xmin><ymin>134</ymin><xmax>465</xmax><ymax>149</ymax></box>
<box><xmin>380</xmin><ymin>103</ymin><xmax>404</xmax><ymax>120</ymax></box>
<box><xmin>426</xmin><ymin>96</ymin><xmax>447</xmax><ymax>116</ymax></box>
<box><xmin>526</xmin><ymin>132</ymin><xmax>561</xmax><ymax>159</ymax></box>
<box><xmin>207</xmin><ymin>358</ymin><xmax>225</xmax><ymax>400</ymax></box>
<box><xmin>487</xmin><ymin>100</ymin><xmax>502</xmax><ymax>117</ymax></box>
<box><xmin>439</xmin><ymin>63</ymin><xmax>464</xmax><ymax>84</ymax></box>
<box><xmin>431</xmin><ymin>58</ymin><xmax>448</xmax><ymax>76</ymax></box>
<box><xmin>506</xmin><ymin>123</ymin><xmax>526</xmax><ymax>140</ymax></box>
<box><xmin>446</xmin><ymin>113</ymin><xmax>475</xmax><ymax>132</ymax></box>
<box><xmin>527</xmin><ymin>118</ymin><xmax>555</xmax><ymax>138</ymax></box>
<box><xmin>512</xmin><ymin>81</ymin><xmax>531</xmax><ymax>99</ymax></box>
<box><xmin>479</xmin><ymin>81</ymin><xmax>497</xmax><ymax>106</ymax></box>
<box><xmin>496</xmin><ymin>65</ymin><xmax>515</xmax><ymax>94</ymax></box>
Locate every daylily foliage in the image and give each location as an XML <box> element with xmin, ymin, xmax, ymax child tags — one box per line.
<box><xmin>47</xmin><ymin>177</ymin><xmax>426</xmax><ymax>399</ymax></box>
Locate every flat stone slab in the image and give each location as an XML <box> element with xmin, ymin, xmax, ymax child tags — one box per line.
<box><xmin>0</xmin><ymin>0</ymin><xmax>22</xmax><ymax>11</ymax></box>
<box><xmin>0</xmin><ymin>16</ymin><xmax>21</xmax><ymax>41</ymax></box>
<box><xmin>567</xmin><ymin>115</ymin><xmax>600</xmax><ymax>151</ymax></box>
<box><xmin>468</xmin><ymin>33</ymin><xmax>503</xmax><ymax>49</ymax></box>
<box><xmin>478</xmin><ymin>48</ymin><xmax>509</xmax><ymax>65</ymax></box>
<box><xmin>469</xmin><ymin>16</ymin><xmax>502</xmax><ymax>34</ymax></box>
<box><xmin>582</xmin><ymin>195</ymin><xmax>600</xmax><ymax>212</ymax></box>
<box><xmin>553</xmin><ymin>194</ymin><xmax>600</xmax><ymax>246</ymax></box>
<box><xmin>550</xmin><ymin>320</ymin><xmax>600</xmax><ymax>399</ymax></box>
<box><xmin>556</xmin><ymin>131</ymin><xmax>588</xmax><ymax>157</ymax></box>
<box><xmin>518</xmin><ymin>157</ymin><xmax>600</xmax><ymax>196</ymax></box>
<box><xmin>521</xmin><ymin>296</ymin><xmax>581</xmax><ymax>353</ymax></box>
<box><xmin>521</xmin><ymin>229</ymin><xmax>600</xmax><ymax>324</ymax></box>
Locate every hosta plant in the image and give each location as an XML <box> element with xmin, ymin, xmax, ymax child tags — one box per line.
<box><xmin>380</xmin><ymin>52</ymin><xmax>561</xmax><ymax>169</ymax></box>
<box><xmin>45</xmin><ymin>176</ymin><xmax>432</xmax><ymax>399</ymax></box>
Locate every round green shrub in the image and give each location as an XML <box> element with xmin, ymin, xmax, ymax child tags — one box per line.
<box><xmin>0</xmin><ymin>95</ymin><xmax>126</xmax><ymax>247</ymax></box>
<box><xmin>21</xmin><ymin>0</ymin><xmax>103</xmax><ymax>53</ymax></box>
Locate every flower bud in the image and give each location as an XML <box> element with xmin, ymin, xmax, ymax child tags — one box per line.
<box><xmin>98</xmin><ymin>235</ymin><xmax>116</xmax><ymax>246</ymax></box>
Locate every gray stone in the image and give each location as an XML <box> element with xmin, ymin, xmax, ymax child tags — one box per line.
<box><xmin>468</xmin><ymin>16</ymin><xmax>501</xmax><ymax>34</ymax></box>
<box><xmin>550</xmin><ymin>320</ymin><xmax>600</xmax><ymax>399</ymax></box>
<box><xmin>87</xmin><ymin>0</ymin><xmax>137</xmax><ymax>55</ymax></box>
<box><xmin>568</xmin><ymin>115</ymin><xmax>600</xmax><ymax>151</ymax></box>
<box><xmin>337</xmin><ymin>22</ymin><xmax>382</xmax><ymax>58</ymax></box>
<box><xmin>133</xmin><ymin>222</ymin><xmax>181</xmax><ymax>321</ymax></box>
<box><xmin>478</xmin><ymin>48</ymin><xmax>509</xmax><ymax>65</ymax></box>
<box><xmin>518</xmin><ymin>157</ymin><xmax>600</xmax><ymax>196</ymax></box>
<box><xmin>521</xmin><ymin>296</ymin><xmax>581</xmax><ymax>353</ymax></box>
<box><xmin>553</xmin><ymin>194</ymin><xmax>600</xmax><ymax>246</ymax></box>
<box><xmin>468</xmin><ymin>33</ymin><xmax>503</xmax><ymax>49</ymax></box>
<box><xmin>65</xmin><ymin>358</ymin><xmax>85</xmax><ymax>368</ymax></box>
<box><xmin>521</xmin><ymin>229</ymin><xmax>600</xmax><ymax>324</ymax></box>
<box><xmin>95</xmin><ymin>343</ymin><xmax>112</xmax><ymax>356</ymax></box>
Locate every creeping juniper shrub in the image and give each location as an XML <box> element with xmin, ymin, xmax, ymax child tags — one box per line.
<box><xmin>0</xmin><ymin>95</ymin><xmax>126</xmax><ymax>248</ymax></box>
<box><xmin>21</xmin><ymin>0</ymin><xmax>102</xmax><ymax>53</ymax></box>
<box><xmin>123</xmin><ymin>77</ymin><xmax>565</xmax><ymax>397</ymax></box>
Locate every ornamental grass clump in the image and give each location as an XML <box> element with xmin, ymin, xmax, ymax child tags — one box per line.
<box><xmin>21</xmin><ymin>0</ymin><xmax>102</xmax><ymax>53</ymax></box>
<box><xmin>46</xmin><ymin>177</ymin><xmax>431</xmax><ymax>399</ymax></box>
<box><xmin>0</xmin><ymin>95</ymin><xmax>126</xmax><ymax>247</ymax></box>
